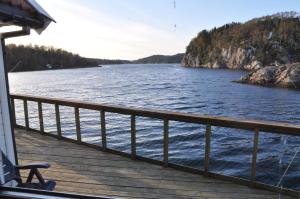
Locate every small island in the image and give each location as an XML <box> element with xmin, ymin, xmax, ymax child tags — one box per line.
<box><xmin>181</xmin><ymin>12</ymin><xmax>300</xmax><ymax>89</ymax></box>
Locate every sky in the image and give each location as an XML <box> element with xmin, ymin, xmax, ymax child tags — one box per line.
<box><xmin>4</xmin><ymin>0</ymin><xmax>300</xmax><ymax>60</ymax></box>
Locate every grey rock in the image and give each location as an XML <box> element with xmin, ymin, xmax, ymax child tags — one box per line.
<box><xmin>182</xmin><ymin>46</ymin><xmax>256</xmax><ymax>70</ymax></box>
<box><xmin>237</xmin><ymin>63</ymin><xmax>300</xmax><ymax>89</ymax></box>
<box><xmin>244</xmin><ymin>61</ymin><xmax>263</xmax><ymax>70</ymax></box>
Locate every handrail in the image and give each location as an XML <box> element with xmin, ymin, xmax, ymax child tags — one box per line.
<box><xmin>9</xmin><ymin>93</ymin><xmax>300</xmax><ymax>197</ymax></box>
<box><xmin>10</xmin><ymin>94</ymin><xmax>300</xmax><ymax>135</ymax></box>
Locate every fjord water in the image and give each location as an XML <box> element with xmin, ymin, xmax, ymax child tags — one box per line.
<box><xmin>9</xmin><ymin>64</ymin><xmax>300</xmax><ymax>189</ymax></box>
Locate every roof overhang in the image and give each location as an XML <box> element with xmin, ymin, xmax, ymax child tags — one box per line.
<box><xmin>0</xmin><ymin>0</ymin><xmax>55</xmax><ymax>34</ymax></box>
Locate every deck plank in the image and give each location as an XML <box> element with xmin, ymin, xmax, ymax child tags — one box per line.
<box><xmin>14</xmin><ymin>128</ymin><xmax>293</xmax><ymax>199</ymax></box>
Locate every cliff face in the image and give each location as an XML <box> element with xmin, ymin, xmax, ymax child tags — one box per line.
<box><xmin>182</xmin><ymin>47</ymin><xmax>262</xmax><ymax>70</ymax></box>
<box><xmin>182</xmin><ymin>12</ymin><xmax>300</xmax><ymax>70</ymax></box>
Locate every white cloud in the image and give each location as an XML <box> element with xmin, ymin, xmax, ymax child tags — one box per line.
<box><xmin>5</xmin><ymin>0</ymin><xmax>185</xmax><ymax>60</ymax></box>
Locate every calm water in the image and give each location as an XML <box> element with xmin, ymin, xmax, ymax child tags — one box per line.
<box><xmin>9</xmin><ymin>64</ymin><xmax>300</xmax><ymax>189</ymax></box>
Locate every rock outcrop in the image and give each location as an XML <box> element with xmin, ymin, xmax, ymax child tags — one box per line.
<box><xmin>237</xmin><ymin>63</ymin><xmax>300</xmax><ymax>89</ymax></box>
<box><xmin>182</xmin><ymin>12</ymin><xmax>300</xmax><ymax>71</ymax></box>
<box><xmin>181</xmin><ymin>47</ymin><xmax>263</xmax><ymax>70</ymax></box>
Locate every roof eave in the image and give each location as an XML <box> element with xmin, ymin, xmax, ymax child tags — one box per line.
<box><xmin>0</xmin><ymin>2</ymin><xmax>44</xmax><ymax>29</ymax></box>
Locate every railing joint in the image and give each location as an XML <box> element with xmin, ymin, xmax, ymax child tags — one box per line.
<box><xmin>131</xmin><ymin>114</ymin><xmax>136</xmax><ymax>160</ymax></box>
<box><xmin>204</xmin><ymin>124</ymin><xmax>211</xmax><ymax>175</ymax></box>
<box><xmin>101</xmin><ymin>110</ymin><xmax>107</xmax><ymax>150</ymax></box>
<box><xmin>163</xmin><ymin>119</ymin><xmax>169</xmax><ymax>167</ymax></box>
<box><xmin>75</xmin><ymin>107</ymin><xmax>81</xmax><ymax>143</ymax></box>
<box><xmin>10</xmin><ymin>97</ymin><xmax>16</xmax><ymax>127</ymax></box>
<box><xmin>55</xmin><ymin>104</ymin><xmax>62</xmax><ymax>138</ymax></box>
<box><xmin>23</xmin><ymin>99</ymin><xmax>29</xmax><ymax>130</ymax></box>
<box><xmin>38</xmin><ymin>102</ymin><xmax>44</xmax><ymax>134</ymax></box>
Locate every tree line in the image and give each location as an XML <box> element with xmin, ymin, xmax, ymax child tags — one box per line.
<box><xmin>185</xmin><ymin>11</ymin><xmax>300</xmax><ymax>65</ymax></box>
<box><xmin>5</xmin><ymin>44</ymin><xmax>98</xmax><ymax>72</ymax></box>
<box><xmin>5</xmin><ymin>44</ymin><xmax>184</xmax><ymax>72</ymax></box>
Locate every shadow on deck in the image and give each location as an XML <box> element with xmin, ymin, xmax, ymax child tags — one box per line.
<box><xmin>14</xmin><ymin>128</ymin><xmax>292</xmax><ymax>199</ymax></box>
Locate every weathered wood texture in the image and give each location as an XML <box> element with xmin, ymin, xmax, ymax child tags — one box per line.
<box><xmin>15</xmin><ymin>128</ymin><xmax>293</xmax><ymax>199</ymax></box>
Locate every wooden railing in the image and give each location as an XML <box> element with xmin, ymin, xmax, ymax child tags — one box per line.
<box><xmin>10</xmin><ymin>94</ymin><xmax>300</xmax><ymax>197</ymax></box>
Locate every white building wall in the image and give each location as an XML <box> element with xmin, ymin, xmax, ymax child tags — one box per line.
<box><xmin>0</xmin><ymin>38</ymin><xmax>16</xmax><ymax>184</ymax></box>
<box><xmin>0</xmin><ymin>104</ymin><xmax>5</xmax><ymax>184</ymax></box>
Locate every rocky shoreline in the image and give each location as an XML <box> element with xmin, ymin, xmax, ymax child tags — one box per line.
<box><xmin>181</xmin><ymin>12</ymin><xmax>300</xmax><ymax>90</ymax></box>
<box><xmin>236</xmin><ymin>63</ymin><xmax>300</xmax><ymax>89</ymax></box>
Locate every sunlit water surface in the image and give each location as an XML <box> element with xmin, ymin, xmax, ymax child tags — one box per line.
<box><xmin>9</xmin><ymin>64</ymin><xmax>300</xmax><ymax>189</ymax></box>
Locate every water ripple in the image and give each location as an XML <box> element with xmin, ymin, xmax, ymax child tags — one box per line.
<box><xmin>9</xmin><ymin>64</ymin><xmax>300</xmax><ymax>190</ymax></box>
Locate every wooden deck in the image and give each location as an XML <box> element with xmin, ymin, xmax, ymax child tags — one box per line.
<box><xmin>14</xmin><ymin>128</ymin><xmax>292</xmax><ymax>199</ymax></box>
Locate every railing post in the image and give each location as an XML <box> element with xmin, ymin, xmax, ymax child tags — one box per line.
<box><xmin>101</xmin><ymin>110</ymin><xmax>107</xmax><ymax>150</ymax></box>
<box><xmin>204</xmin><ymin>124</ymin><xmax>211</xmax><ymax>175</ymax></box>
<box><xmin>55</xmin><ymin>104</ymin><xmax>62</xmax><ymax>138</ymax></box>
<box><xmin>163</xmin><ymin>119</ymin><xmax>169</xmax><ymax>167</ymax></box>
<box><xmin>75</xmin><ymin>107</ymin><xmax>81</xmax><ymax>142</ymax></box>
<box><xmin>251</xmin><ymin>128</ymin><xmax>259</xmax><ymax>185</ymax></box>
<box><xmin>131</xmin><ymin>114</ymin><xmax>136</xmax><ymax>159</ymax></box>
<box><xmin>38</xmin><ymin>102</ymin><xmax>44</xmax><ymax>133</ymax></box>
<box><xmin>23</xmin><ymin>99</ymin><xmax>29</xmax><ymax>130</ymax></box>
<box><xmin>10</xmin><ymin>97</ymin><xmax>16</xmax><ymax>127</ymax></box>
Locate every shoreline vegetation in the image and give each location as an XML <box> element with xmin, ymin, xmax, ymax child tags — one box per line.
<box><xmin>6</xmin><ymin>12</ymin><xmax>300</xmax><ymax>89</ymax></box>
<box><xmin>181</xmin><ymin>11</ymin><xmax>300</xmax><ymax>89</ymax></box>
<box><xmin>5</xmin><ymin>44</ymin><xmax>130</xmax><ymax>72</ymax></box>
<box><xmin>5</xmin><ymin>44</ymin><xmax>184</xmax><ymax>72</ymax></box>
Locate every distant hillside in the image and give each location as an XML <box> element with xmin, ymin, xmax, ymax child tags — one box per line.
<box><xmin>134</xmin><ymin>53</ymin><xmax>184</xmax><ymax>64</ymax></box>
<box><xmin>89</xmin><ymin>58</ymin><xmax>131</xmax><ymax>65</ymax></box>
<box><xmin>182</xmin><ymin>11</ymin><xmax>300</xmax><ymax>70</ymax></box>
<box><xmin>5</xmin><ymin>44</ymin><xmax>183</xmax><ymax>72</ymax></box>
<box><xmin>5</xmin><ymin>44</ymin><xmax>99</xmax><ymax>72</ymax></box>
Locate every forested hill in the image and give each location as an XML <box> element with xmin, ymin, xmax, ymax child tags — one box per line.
<box><xmin>5</xmin><ymin>44</ymin><xmax>99</xmax><ymax>72</ymax></box>
<box><xmin>5</xmin><ymin>44</ymin><xmax>182</xmax><ymax>72</ymax></box>
<box><xmin>5</xmin><ymin>44</ymin><xmax>130</xmax><ymax>72</ymax></box>
<box><xmin>182</xmin><ymin>11</ymin><xmax>300</xmax><ymax>70</ymax></box>
<box><xmin>134</xmin><ymin>53</ymin><xmax>184</xmax><ymax>64</ymax></box>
